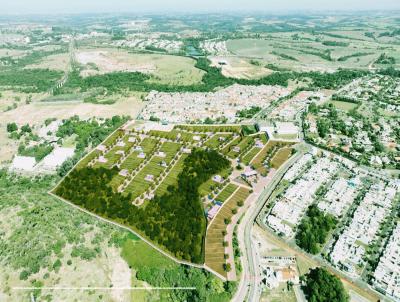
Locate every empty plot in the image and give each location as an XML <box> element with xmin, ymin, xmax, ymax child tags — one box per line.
<box><xmin>159</xmin><ymin>141</ymin><xmax>182</xmax><ymax>163</ymax></box>
<box><xmin>176</xmin><ymin>125</ymin><xmax>241</xmax><ymax>133</ymax></box>
<box><xmin>102</xmin><ymin>130</ymin><xmax>125</xmax><ymax>147</ymax></box>
<box><xmin>241</xmin><ymin>146</ymin><xmax>262</xmax><ymax>165</ymax></box>
<box><xmin>226</xmin><ymin>136</ymin><xmax>255</xmax><ymax>159</ymax></box>
<box><xmin>221</xmin><ymin>136</ymin><xmax>242</xmax><ymax>154</ymax></box>
<box><xmin>198</xmin><ymin>168</ymin><xmax>231</xmax><ymax>198</ymax></box>
<box><xmin>124</xmin><ymin>158</ymin><xmax>166</xmax><ymax>198</ymax></box>
<box><xmin>76</xmin><ymin>149</ymin><xmax>102</xmax><ymax>169</ymax></box>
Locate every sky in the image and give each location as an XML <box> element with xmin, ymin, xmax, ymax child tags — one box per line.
<box><xmin>1</xmin><ymin>0</ymin><xmax>400</xmax><ymax>15</ymax></box>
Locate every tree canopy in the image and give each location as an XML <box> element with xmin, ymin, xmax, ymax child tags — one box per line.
<box><xmin>302</xmin><ymin>267</ymin><xmax>349</xmax><ymax>302</ymax></box>
<box><xmin>55</xmin><ymin>148</ymin><xmax>230</xmax><ymax>263</ymax></box>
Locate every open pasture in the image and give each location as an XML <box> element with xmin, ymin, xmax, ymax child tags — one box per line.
<box><xmin>76</xmin><ymin>49</ymin><xmax>205</xmax><ymax>85</ymax></box>
<box><xmin>226</xmin><ymin>34</ymin><xmax>400</xmax><ymax>71</ymax></box>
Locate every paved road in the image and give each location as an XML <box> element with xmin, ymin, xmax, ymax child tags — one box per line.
<box><xmin>233</xmin><ymin>149</ymin><xmax>305</xmax><ymax>302</ymax></box>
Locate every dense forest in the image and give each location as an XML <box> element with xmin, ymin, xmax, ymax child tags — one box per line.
<box><xmin>295</xmin><ymin>204</ymin><xmax>337</xmax><ymax>254</ymax></box>
<box><xmin>301</xmin><ymin>267</ymin><xmax>349</xmax><ymax>302</ymax></box>
<box><xmin>55</xmin><ymin>148</ymin><xmax>230</xmax><ymax>263</ymax></box>
<box><xmin>0</xmin><ymin>68</ymin><xmax>63</xmax><ymax>92</ymax></box>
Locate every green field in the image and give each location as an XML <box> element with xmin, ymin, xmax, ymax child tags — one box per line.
<box><xmin>214</xmin><ymin>183</ymin><xmax>239</xmax><ymax>203</ymax></box>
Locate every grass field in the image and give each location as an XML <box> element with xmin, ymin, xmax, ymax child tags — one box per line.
<box><xmin>226</xmin><ymin>34</ymin><xmax>400</xmax><ymax>72</ymax></box>
<box><xmin>176</xmin><ymin>124</ymin><xmax>242</xmax><ymax>133</ymax></box>
<box><xmin>198</xmin><ymin>167</ymin><xmax>231</xmax><ymax>198</ymax></box>
<box><xmin>205</xmin><ymin>187</ymin><xmax>251</xmax><ymax>277</ymax></box>
<box><xmin>155</xmin><ymin>154</ymin><xmax>188</xmax><ymax>196</ymax></box>
<box><xmin>328</xmin><ymin>100</ymin><xmax>359</xmax><ymax>111</ymax></box>
<box><xmin>205</xmin><ymin>133</ymin><xmax>233</xmax><ymax>149</ymax></box>
<box><xmin>251</xmin><ymin>141</ymin><xmax>293</xmax><ymax>174</ymax></box>
<box><xmin>270</xmin><ymin>147</ymin><xmax>293</xmax><ymax>169</ymax></box>
<box><xmin>76</xmin><ymin>49</ymin><xmax>205</xmax><ymax>86</ymax></box>
<box><xmin>124</xmin><ymin>158</ymin><xmax>166</xmax><ymax>198</ymax></box>
<box><xmin>214</xmin><ymin>183</ymin><xmax>239</xmax><ymax>203</ymax></box>
<box><xmin>241</xmin><ymin>146</ymin><xmax>262</xmax><ymax>165</ymax></box>
<box><xmin>226</xmin><ymin>136</ymin><xmax>255</xmax><ymax>158</ymax></box>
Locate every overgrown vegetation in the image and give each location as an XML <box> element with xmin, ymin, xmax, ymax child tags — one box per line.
<box><xmin>0</xmin><ymin>171</ymin><xmax>235</xmax><ymax>302</ymax></box>
<box><xmin>0</xmin><ymin>69</ymin><xmax>63</xmax><ymax>92</ymax></box>
<box><xmin>56</xmin><ymin>115</ymin><xmax>129</xmax><ymax>176</ymax></box>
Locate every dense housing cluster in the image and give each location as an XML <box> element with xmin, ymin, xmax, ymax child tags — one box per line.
<box><xmin>263</xmin><ymin>150</ymin><xmax>400</xmax><ymax>298</ymax></box>
<box><xmin>140</xmin><ymin>84</ymin><xmax>291</xmax><ymax>123</ymax></box>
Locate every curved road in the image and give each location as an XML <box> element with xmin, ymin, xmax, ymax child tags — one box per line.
<box><xmin>233</xmin><ymin>150</ymin><xmax>305</xmax><ymax>302</ymax></box>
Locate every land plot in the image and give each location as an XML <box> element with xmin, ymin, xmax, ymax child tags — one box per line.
<box><xmin>123</xmin><ymin>158</ymin><xmax>166</xmax><ymax>199</ymax></box>
<box><xmin>214</xmin><ymin>183</ymin><xmax>239</xmax><ymax>203</ymax></box>
<box><xmin>158</xmin><ymin>141</ymin><xmax>182</xmax><ymax>163</ymax></box>
<box><xmin>221</xmin><ymin>136</ymin><xmax>242</xmax><ymax>154</ymax></box>
<box><xmin>155</xmin><ymin>154</ymin><xmax>188</xmax><ymax>196</ymax></box>
<box><xmin>226</xmin><ymin>136</ymin><xmax>255</xmax><ymax>159</ymax></box>
<box><xmin>204</xmin><ymin>133</ymin><xmax>233</xmax><ymax>149</ymax></box>
<box><xmin>270</xmin><ymin>147</ymin><xmax>293</xmax><ymax>169</ymax></box>
<box><xmin>76</xmin><ymin>49</ymin><xmax>205</xmax><ymax>86</ymax></box>
<box><xmin>198</xmin><ymin>168</ymin><xmax>231</xmax><ymax>198</ymax></box>
<box><xmin>251</xmin><ymin>141</ymin><xmax>291</xmax><ymax>174</ymax></box>
<box><xmin>176</xmin><ymin>124</ymin><xmax>242</xmax><ymax>133</ymax></box>
<box><xmin>241</xmin><ymin>146</ymin><xmax>262</xmax><ymax>165</ymax></box>
<box><xmin>205</xmin><ymin>187</ymin><xmax>251</xmax><ymax>277</ymax></box>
